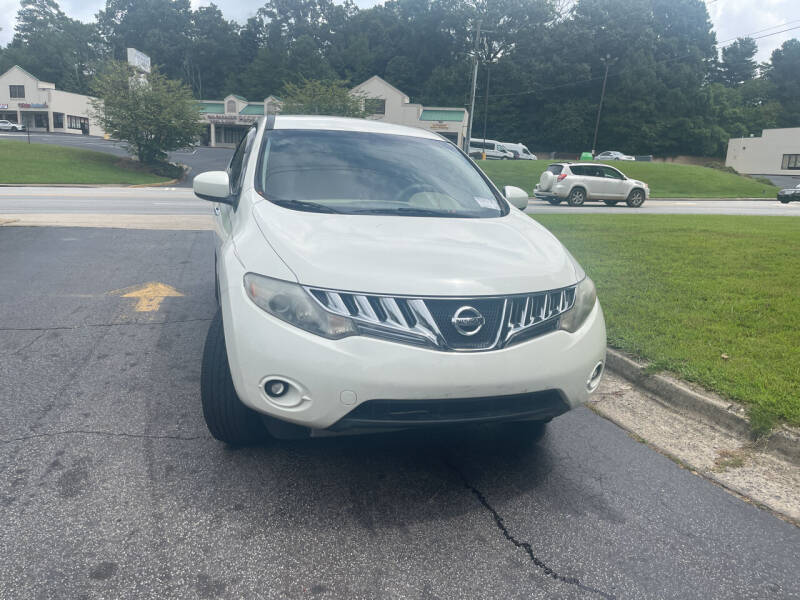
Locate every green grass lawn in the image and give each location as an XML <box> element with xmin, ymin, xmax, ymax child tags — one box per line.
<box><xmin>479</xmin><ymin>159</ymin><xmax>779</xmax><ymax>199</ymax></box>
<box><xmin>534</xmin><ymin>214</ymin><xmax>800</xmax><ymax>432</ymax></box>
<box><xmin>0</xmin><ymin>140</ymin><xmax>171</xmax><ymax>185</ymax></box>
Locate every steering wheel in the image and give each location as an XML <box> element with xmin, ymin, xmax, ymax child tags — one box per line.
<box><xmin>392</xmin><ymin>183</ymin><xmax>440</xmax><ymax>203</ymax></box>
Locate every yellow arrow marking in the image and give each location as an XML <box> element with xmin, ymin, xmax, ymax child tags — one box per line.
<box><xmin>113</xmin><ymin>282</ymin><xmax>184</xmax><ymax>312</ymax></box>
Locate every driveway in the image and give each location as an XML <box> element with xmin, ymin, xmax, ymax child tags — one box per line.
<box><xmin>0</xmin><ymin>225</ymin><xmax>798</xmax><ymax>599</ymax></box>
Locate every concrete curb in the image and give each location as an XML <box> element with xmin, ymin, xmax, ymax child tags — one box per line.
<box><xmin>605</xmin><ymin>348</ymin><xmax>800</xmax><ymax>465</ymax></box>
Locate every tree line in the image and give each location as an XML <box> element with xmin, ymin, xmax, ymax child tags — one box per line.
<box><xmin>1</xmin><ymin>0</ymin><xmax>798</xmax><ymax>157</ymax></box>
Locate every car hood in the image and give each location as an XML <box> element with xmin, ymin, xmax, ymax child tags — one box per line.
<box><xmin>250</xmin><ymin>201</ymin><xmax>577</xmax><ymax>296</ymax></box>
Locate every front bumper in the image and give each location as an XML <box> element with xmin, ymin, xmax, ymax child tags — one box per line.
<box><xmin>220</xmin><ymin>255</ymin><xmax>607</xmax><ymax>431</ymax></box>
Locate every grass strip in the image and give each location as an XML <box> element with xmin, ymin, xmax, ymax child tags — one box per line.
<box><xmin>480</xmin><ymin>159</ymin><xmax>779</xmax><ymax>198</ymax></box>
<box><xmin>534</xmin><ymin>214</ymin><xmax>800</xmax><ymax>429</ymax></box>
<box><xmin>0</xmin><ymin>140</ymin><xmax>170</xmax><ymax>185</ymax></box>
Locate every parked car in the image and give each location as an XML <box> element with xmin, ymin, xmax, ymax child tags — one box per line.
<box><xmin>502</xmin><ymin>142</ymin><xmax>538</xmax><ymax>160</ymax></box>
<box><xmin>595</xmin><ymin>150</ymin><xmax>634</xmax><ymax>161</ymax></box>
<box><xmin>0</xmin><ymin>119</ymin><xmax>25</xmax><ymax>132</ymax></box>
<box><xmin>193</xmin><ymin>116</ymin><xmax>606</xmax><ymax>444</ymax></box>
<box><xmin>468</xmin><ymin>138</ymin><xmax>514</xmax><ymax>159</ymax></box>
<box><xmin>778</xmin><ymin>183</ymin><xmax>800</xmax><ymax>204</ymax></box>
<box><xmin>534</xmin><ymin>163</ymin><xmax>649</xmax><ymax>207</ymax></box>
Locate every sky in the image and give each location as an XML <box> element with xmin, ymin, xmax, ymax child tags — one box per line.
<box><xmin>0</xmin><ymin>0</ymin><xmax>798</xmax><ymax>62</ymax></box>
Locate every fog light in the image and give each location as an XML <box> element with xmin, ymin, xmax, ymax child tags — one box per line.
<box><xmin>265</xmin><ymin>379</ymin><xmax>288</xmax><ymax>397</ymax></box>
<box><xmin>587</xmin><ymin>361</ymin><xmax>604</xmax><ymax>392</ymax></box>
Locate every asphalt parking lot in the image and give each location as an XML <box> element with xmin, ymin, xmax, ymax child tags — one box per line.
<box><xmin>1</xmin><ymin>225</ymin><xmax>798</xmax><ymax>599</ymax></box>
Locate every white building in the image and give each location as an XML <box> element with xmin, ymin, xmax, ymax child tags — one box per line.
<box><xmin>198</xmin><ymin>94</ymin><xmax>282</xmax><ymax>147</ymax></box>
<box><xmin>726</xmin><ymin>127</ymin><xmax>800</xmax><ymax>176</ymax></box>
<box><xmin>350</xmin><ymin>76</ymin><xmax>468</xmax><ymax>146</ymax></box>
<box><xmin>0</xmin><ymin>65</ymin><xmax>104</xmax><ymax>136</ymax></box>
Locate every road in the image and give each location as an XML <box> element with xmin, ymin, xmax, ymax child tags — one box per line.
<box><xmin>0</xmin><ymin>187</ymin><xmax>799</xmax><ymax>217</ymax></box>
<box><xmin>0</xmin><ymin>225</ymin><xmax>798</xmax><ymax>599</ymax></box>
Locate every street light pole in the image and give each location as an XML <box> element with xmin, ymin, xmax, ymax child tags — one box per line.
<box><xmin>464</xmin><ymin>20</ymin><xmax>481</xmax><ymax>153</ymax></box>
<box><xmin>482</xmin><ymin>61</ymin><xmax>490</xmax><ymax>156</ymax></box>
<box><xmin>591</xmin><ymin>56</ymin><xmax>613</xmax><ymax>157</ymax></box>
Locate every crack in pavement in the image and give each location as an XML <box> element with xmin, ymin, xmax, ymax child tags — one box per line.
<box><xmin>0</xmin><ymin>317</ymin><xmax>212</xmax><ymax>332</ymax></box>
<box><xmin>444</xmin><ymin>458</ymin><xmax>617</xmax><ymax>599</ymax></box>
<box><xmin>0</xmin><ymin>429</ymin><xmax>206</xmax><ymax>446</ymax></box>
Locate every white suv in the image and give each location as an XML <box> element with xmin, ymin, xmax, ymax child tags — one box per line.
<box><xmin>193</xmin><ymin>116</ymin><xmax>606</xmax><ymax>444</ymax></box>
<box><xmin>534</xmin><ymin>163</ymin><xmax>649</xmax><ymax>207</ymax></box>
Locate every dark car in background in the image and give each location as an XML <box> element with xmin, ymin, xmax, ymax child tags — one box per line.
<box><xmin>778</xmin><ymin>183</ymin><xmax>800</xmax><ymax>204</ymax></box>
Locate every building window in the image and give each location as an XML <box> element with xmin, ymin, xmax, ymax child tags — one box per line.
<box><xmin>226</xmin><ymin>100</ymin><xmax>236</xmax><ymax>114</ymax></box>
<box><xmin>53</xmin><ymin>112</ymin><xmax>64</xmax><ymax>128</ymax></box>
<box><xmin>67</xmin><ymin>115</ymin><xmax>88</xmax><ymax>130</ymax></box>
<box><xmin>9</xmin><ymin>85</ymin><xmax>24</xmax><ymax>98</ymax></box>
<box><xmin>34</xmin><ymin>113</ymin><xmax>48</xmax><ymax>128</ymax></box>
<box><xmin>781</xmin><ymin>154</ymin><xmax>800</xmax><ymax>170</ymax></box>
<box><xmin>365</xmin><ymin>98</ymin><xmax>386</xmax><ymax>115</ymax></box>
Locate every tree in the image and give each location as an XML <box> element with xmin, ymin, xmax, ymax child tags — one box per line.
<box><xmin>95</xmin><ymin>0</ymin><xmax>193</xmax><ymax>81</ymax></box>
<box><xmin>765</xmin><ymin>39</ymin><xmax>800</xmax><ymax>127</ymax></box>
<box><xmin>91</xmin><ymin>61</ymin><xmax>202</xmax><ymax>164</ymax></box>
<box><xmin>279</xmin><ymin>79</ymin><xmax>365</xmax><ymax>117</ymax></box>
<box><xmin>718</xmin><ymin>37</ymin><xmax>758</xmax><ymax>86</ymax></box>
<box><xmin>3</xmin><ymin>0</ymin><xmax>100</xmax><ymax>94</ymax></box>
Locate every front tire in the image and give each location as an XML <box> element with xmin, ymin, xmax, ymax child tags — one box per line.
<box><xmin>201</xmin><ymin>310</ymin><xmax>266</xmax><ymax>445</ymax></box>
<box><xmin>567</xmin><ymin>187</ymin><xmax>586</xmax><ymax>206</ymax></box>
<box><xmin>779</xmin><ymin>198</ymin><xmax>790</xmax><ymax>204</ymax></box>
<box><xmin>626</xmin><ymin>188</ymin><xmax>645</xmax><ymax>208</ymax></box>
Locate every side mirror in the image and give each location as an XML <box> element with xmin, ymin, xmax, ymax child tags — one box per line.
<box><xmin>193</xmin><ymin>171</ymin><xmax>231</xmax><ymax>203</ymax></box>
<box><xmin>503</xmin><ymin>185</ymin><xmax>529</xmax><ymax>210</ymax></box>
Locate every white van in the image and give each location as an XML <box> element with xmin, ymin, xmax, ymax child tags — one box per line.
<box><xmin>502</xmin><ymin>142</ymin><xmax>537</xmax><ymax>160</ymax></box>
<box><xmin>468</xmin><ymin>138</ymin><xmax>514</xmax><ymax>160</ymax></box>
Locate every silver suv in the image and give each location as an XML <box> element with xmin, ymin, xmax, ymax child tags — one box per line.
<box><xmin>534</xmin><ymin>163</ymin><xmax>649</xmax><ymax>207</ymax></box>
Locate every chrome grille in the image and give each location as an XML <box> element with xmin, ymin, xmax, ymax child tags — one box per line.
<box><xmin>306</xmin><ymin>286</ymin><xmax>577</xmax><ymax>352</ymax></box>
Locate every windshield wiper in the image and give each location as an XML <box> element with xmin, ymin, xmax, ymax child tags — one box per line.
<box><xmin>271</xmin><ymin>199</ymin><xmax>341</xmax><ymax>214</ymax></box>
<box><xmin>352</xmin><ymin>207</ymin><xmax>462</xmax><ymax>217</ymax></box>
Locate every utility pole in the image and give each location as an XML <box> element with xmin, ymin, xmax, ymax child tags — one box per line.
<box><xmin>464</xmin><ymin>20</ymin><xmax>481</xmax><ymax>153</ymax></box>
<box><xmin>591</xmin><ymin>55</ymin><xmax>614</xmax><ymax>157</ymax></box>
<box><xmin>481</xmin><ymin>62</ymin><xmax>490</xmax><ymax>159</ymax></box>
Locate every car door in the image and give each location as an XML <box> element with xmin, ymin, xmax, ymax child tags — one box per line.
<box><xmin>572</xmin><ymin>165</ymin><xmax>604</xmax><ymax>198</ymax></box>
<box><xmin>600</xmin><ymin>166</ymin><xmax>628</xmax><ymax>199</ymax></box>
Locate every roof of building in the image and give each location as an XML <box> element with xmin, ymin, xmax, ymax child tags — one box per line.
<box><xmin>351</xmin><ymin>75</ymin><xmax>410</xmax><ymax>101</ymax></box>
<box><xmin>198</xmin><ymin>102</ymin><xmax>224</xmax><ymax>113</ymax></box>
<box><xmin>239</xmin><ymin>104</ymin><xmax>265</xmax><ymax>115</ymax></box>
<box><xmin>272</xmin><ymin>115</ymin><xmax>441</xmax><ymax>140</ymax></box>
<box><xmin>230</xmin><ymin>94</ymin><xmax>248</xmax><ymax>102</ymax></box>
<box><xmin>1</xmin><ymin>65</ymin><xmax>54</xmax><ymax>88</ymax></box>
<box><xmin>419</xmin><ymin>109</ymin><xmax>465</xmax><ymax>122</ymax></box>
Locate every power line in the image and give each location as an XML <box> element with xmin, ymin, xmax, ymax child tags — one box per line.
<box><xmin>489</xmin><ymin>24</ymin><xmax>800</xmax><ymax>98</ymax></box>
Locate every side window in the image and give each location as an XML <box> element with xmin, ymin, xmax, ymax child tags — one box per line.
<box><xmin>227</xmin><ymin>127</ymin><xmax>256</xmax><ymax>207</ymax></box>
<box><xmin>570</xmin><ymin>166</ymin><xmax>585</xmax><ymax>176</ymax></box>
<box><xmin>602</xmin><ymin>167</ymin><xmax>624</xmax><ymax>179</ymax></box>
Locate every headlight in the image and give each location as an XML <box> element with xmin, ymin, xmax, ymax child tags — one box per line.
<box><xmin>244</xmin><ymin>273</ymin><xmax>357</xmax><ymax>339</ymax></box>
<box><xmin>559</xmin><ymin>276</ymin><xmax>597</xmax><ymax>333</ymax></box>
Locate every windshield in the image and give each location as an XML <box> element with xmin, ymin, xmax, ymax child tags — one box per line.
<box><xmin>257</xmin><ymin>130</ymin><xmax>506</xmax><ymax>217</ymax></box>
